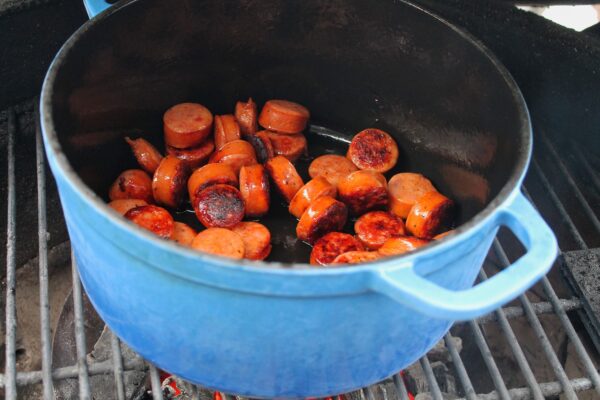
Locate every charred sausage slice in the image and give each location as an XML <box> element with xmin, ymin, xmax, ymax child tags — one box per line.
<box><xmin>354</xmin><ymin>211</ymin><xmax>406</xmax><ymax>250</ymax></box>
<box><xmin>310</xmin><ymin>232</ymin><xmax>363</xmax><ymax>266</ymax></box>
<box><xmin>109</xmin><ymin>169</ymin><xmax>154</xmax><ymax>203</ymax></box>
<box><xmin>124</xmin><ymin>205</ymin><xmax>174</xmax><ymax>238</ymax></box>
<box><xmin>152</xmin><ymin>156</ymin><xmax>190</xmax><ymax>209</ymax></box>
<box><xmin>347</xmin><ymin>128</ymin><xmax>399</xmax><ymax>173</ymax></box>
<box><xmin>337</xmin><ymin>170</ymin><xmax>388</xmax><ymax>215</ymax></box>
<box><xmin>193</xmin><ymin>184</ymin><xmax>245</xmax><ymax>228</ymax></box>
<box><xmin>296</xmin><ymin>196</ymin><xmax>348</xmax><ymax>244</ymax></box>
<box><xmin>288</xmin><ymin>177</ymin><xmax>337</xmax><ymax>219</ymax></box>
<box><xmin>264</xmin><ymin>156</ymin><xmax>304</xmax><ymax>203</ymax></box>
<box><xmin>166</xmin><ymin>139</ymin><xmax>215</xmax><ymax>169</ymax></box>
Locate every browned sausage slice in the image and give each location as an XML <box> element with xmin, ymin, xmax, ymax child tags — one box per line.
<box><xmin>406</xmin><ymin>191</ymin><xmax>454</xmax><ymax>239</ymax></box>
<box><xmin>166</xmin><ymin>139</ymin><xmax>215</xmax><ymax>169</ymax></box>
<box><xmin>152</xmin><ymin>156</ymin><xmax>190</xmax><ymax>209</ymax></box>
<box><xmin>243</xmin><ymin>130</ymin><xmax>274</xmax><ymax>163</ymax></box>
<box><xmin>310</xmin><ymin>232</ymin><xmax>364</xmax><ymax>266</ymax></box>
<box><xmin>163</xmin><ymin>103</ymin><xmax>213</xmax><ymax>149</ymax></box>
<box><xmin>171</xmin><ymin>222</ymin><xmax>197</xmax><ymax>246</ymax></box>
<box><xmin>267</xmin><ymin>131</ymin><xmax>307</xmax><ymax>163</ymax></box>
<box><xmin>354</xmin><ymin>211</ymin><xmax>406</xmax><ymax>250</ymax></box>
<box><xmin>124</xmin><ymin>205</ymin><xmax>174</xmax><ymax>238</ymax></box>
<box><xmin>378</xmin><ymin>236</ymin><xmax>430</xmax><ymax>256</ymax></box>
<box><xmin>125</xmin><ymin>137</ymin><xmax>163</xmax><ymax>174</ymax></box>
<box><xmin>191</xmin><ymin>228</ymin><xmax>245</xmax><ymax>259</ymax></box>
<box><xmin>347</xmin><ymin>128</ymin><xmax>399</xmax><ymax>173</ymax></box>
<box><xmin>187</xmin><ymin>163</ymin><xmax>238</xmax><ymax>202</ymax></box>
<box><xmin>193</xmin><ymin>184</ymin><xmax>245</xmax><ymax>228</ymax></box>
<box><xmin>308</xmin><ymin>154</ymin><xmax>358</xmax><ymax>187</ymax></box>
<box><xmin>239</xmin><ymin>164</ymin><xmax>270</xmax><ymax>217</ymax></box>
<box><xmin>109</xmin><ymin>169</ymin><xmax>154</xmax><ymax>203</ymax></box>
<box><xmin>264</xmin><ymin>156</ymin><xmax>304</xmax><ymax>203</ymax></box>
<box><xmin>296</xmin><ymin>196</ymin><xmax>348</xmax><ymax>244</ymax></box>
<box><xmin>235</xmin><ymin>98</ymin><xmax>258</xmax><ymax>135</ymax></box>
<box><xmin>231</xmin><ymin>222</ymin><xmax>272</xmax><ymax>260</ymax></box>
<box><xmin>209</xmin><ymin>140</ymin><xmax>257</xmax><ymax>175</ymax></box>
<box><xmin>214</xmin><ymin>114</ymin><xmax>241</xmax><ymax>150</ymax></box>
<box><xmin>258</xmin><ymin>100</ymin><xmax>310</xmax><ymax>134</ymax></box>
<box><xmin>388</xmin><ymin>173</ymin><xmax>437</xmax><ymax>219</ymax></box>
<box><xmin>337</xmin><ymin>170</ymin><xmax>388</xmax><ymax>215</ymax></box>
<box><xmin>332</xmin><ymin>251</ymin><xmax>380</xmax><ymax>265</ymax></box>
<box><xmin>288</xmin><ymin>177</ymin><xmax>337</xmax><ymax>218</ymax></box>
<box><xmin>434</xmin><ymin>230</ymin><xmax>455</xmax><ymax>240</ymax></box>
<box><xmin>108</xmin><ymin>199</ymin><xmax>148</xmax><ymax>215</ymax></box>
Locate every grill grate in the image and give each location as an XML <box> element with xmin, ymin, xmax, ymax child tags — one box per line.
<box><xmin>1</xmin><ymin>102</ymin><xmax>599</xmax><ymax>399</ymax></box>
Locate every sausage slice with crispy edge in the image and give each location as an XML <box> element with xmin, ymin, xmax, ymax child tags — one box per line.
<box><xmin>193</xmin><ymin>184</ymin><xmax>245</xmax><ymax>228</ymax></box>
<box><xmin>289</xmin><ymin>177</ymin><xmax>337</xmax><ymax>219</ymax></box>
<box><xmin>258</xmin><ymin>99</ymin><xmax>309</xmax><ymax>134</ymax></box>
<box><xmin>239</xmin><ymin>164</ymin><xmax>270</xmax><ymax>218</ymax></box>
<box><xmin>296</xmin><ymin>196</ymin><xmax>348</xmax><ymax>244</ymax></box>
<box><xmin>378</xmin><ymin>236</ymin><xmax>430</xmax><ymax>256</ymax></box>
<box><xmin>163</xmin><ymin>103</ymin><xmax>213</xmax><ymax>149</ymax></box>
<box><xmin>264</xmin><ymin>156</ymin><xmax>304</xmax><ymax>203</ymax></box>
<box><xmin>152</xmin><ymin>155</ymin><xmax>190</xmax><ymax>209</ymax></box>
<box><xmin>267</xmin><ymin>131</ymin><xmax>307</xmax><ymax>163</ymax></box>
<box><xmin>125</xmin><ymin>137</ymin><xmax>163</xmax><ymax>174</ymax></box>
<box><xmin>235</xmin><ymin>98</ymin><xmax>258</xmax><ymax>135</ymax></box>
<box><xmin>124</xmin><ymin>205</ymin><xmax>174</xmax><ymax>239</ymax></box>
<box><xmin>388</xmin><ymin>172</ymin><xmax>437</xmax><ymax>219</ymax></box>
<box><xmin>347</xmin><ymin>128</ymin><xmax>399</xmax><ymax>173</ymax></box>
<box><xmin>187</xmin><ymin>163</ymin><xmax>238</xmax><ymax>202</ymax></box>
<box><xmin>166</xmin><ymin>139</ymin><xmax>215</xmax><ymax>170</ymax></box>
<box><xmin>209</xmin><ymin>139</ymin><xmax>257</xmax><ymax>175</ymax></box>
<box><xmin>231</xmin><ymin>222</ymin><xmax>272</xmax><ymax>260</ymax></box>
<box><xmin>109</xmin><ymin>169</ymin><xmax>154</xmax><ymax>203</ymax></box>
<box><xmin>191</xmin><ymin>228</ymin><xmax>245</xmax><ymax>259</ymax></box>
<box><xmin>308</xmin><ymin>154</ymin><xmax>358</xmax><ymax>187</ymax></box>
<box><xmin>310</xmin><ymin>232</ymin><xmax>364</xmax><ymax>266</ymax></box>
<box><xmin>337</xmin><ymin>170</ymin><xmax>388</xmax><ymax>215</ymax></box>
<box><xmin>354</xmin><ymin>211</ymin><xmax>406</xmax><ymax>250</ymax></box>
<box><xmin>406</xmin><ymin>191</ymin><xmax>454</xmax><ymax>239</ymax></box>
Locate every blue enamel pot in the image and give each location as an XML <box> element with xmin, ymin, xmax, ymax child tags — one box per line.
<box><xmin>41</xmin><ymin>0</ymin><xmax>557</xmax><ymax>397</ymax></box>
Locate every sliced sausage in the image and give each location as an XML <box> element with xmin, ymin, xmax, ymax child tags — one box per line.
<box><xmin>193</xmin><ymin>184</ymin><xmax>245</xmax><ymax>228</ymax></box>
<box><xmin>337</xmin><ymin>170</ymin><xmax>388</xmax><ymax>215</ymax></box>
<box><xmin>308</xmin><ymin>154</ymin><xmax>358</xmax><ymax>187</ymax></box>
<box><xmin>125</xmin><ymin>137</ymin><xmax>163</xmax><ymax>174</ymax></box>
<box><xmin>378</xmin><ymin>236</ymin><xmax>430</xmax><ymax>256</ymax></box>
<box><xmin>354</xmin><ymin>211</ymin><xmax>406</xmax><ymax>250</ymax></box>
<box><xmin>289</xmin><ymin>177</ymin><xmax>337</xmax><ymax>219</ymax></box>
<box><xmin>187</xmin><ymin>163</ymin><xmax>238</xmax><ymax>202</ymax></box>
<box><xmin>214</xmin><ymin>114</ymin><xmax>241</xmax><ymax>150</ymax></box>
<box><xmin>124</xmin><ymin>205</ymin><xmax>174</xmax><ymax>238</ymax></box>
<box><xmin>239</xmin><ymin>164</ymin><xmax>270</xmax><ymax>217</ymax></box>
<box><xmin>109</xmin><ymin>169</ymin><xmax>154</xmax><ymax>203</ymax></box>
<box><xmin>267</xmin><ymin>131</ymin><xmax>307</xmax><ymax>162</ymax></box>
<box><xmin>347</xmin><ymin>128</ymin><xmax>399</xmax><ymax>173</ymax></box>
<box><xmin>264</xmin><ymin>156</ymin><xmax>304</xmax><ymax>202</ymax></box>
<box><xmin>235</xmin><ymin>97</ymin><xmax>258</xmax><ymax>135</ymax></box>
<box><xmin>243</xmin><ymin>130</ymin><xmax>274</xmax><ymax>163</ymax></box>
<box><xmin>296</xmin><ymin>196</ymin><xmax>348</xmax><ymax>244</ymax></box>
<box><xmin>191</xmin><ymin>228</ymin><xmax>245</xmax><ymax>259</ymax></box>
<box><xmin>108</xmin><ymin>199</ymin><xmax>148</xmax><ymax>215</ymax></box>
<box><xmin>258</xmin><ymin>99</ymin><xmax>310</xmax><ymax>134</ymax></box>
<box><xmin>388</xmin><ymin>173</ymin><xmax>437</xmax><ymax>219</ymax></box>
<box><xmin>310</xmin><ymin>232</ymin><xmax>364</xmax><ymax>266</ymax></box>
<box><xmin>209</xmin><ymin>139</ymin><xmax>257</xmax><ymax>175</ymax></box>
<box><xmin>171</xmin><ymin>222</ymin><xmax>197</xmax><ymax>246</ymax></box>
<box><xmin>434</xmin><ymin>230</ymin><xmax>455</xmax><ymax>240</ymax></box>
<box><xmin>152</xmin><ymin>156</ymin><xmax>190</xmax><ymax>209</ymax></box>
<box><xmin>231</xmin><ymin>222</ymin><xmax>272</xmax><ymax>260</ymax></box>
<box><xmin>406</xmin><ymin>191</ymin><xmax>454</xmax><ymax>239</ymax></box>
<box><xmin>163</xmin><ymin>103</ymin><xmax>213</xmax><ymax>149</ymax></box>
<box><xmin>166</xmin><ymin>139</ymin><xmax>215</xmax><ymax>169</ymax></box>
<box><xmin>332</xmin><ymin>251</ymin><xmax>380</xmax><ymax>265</ymax></box>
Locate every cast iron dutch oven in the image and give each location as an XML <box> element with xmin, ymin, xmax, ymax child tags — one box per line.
<box><xmin>40</xmin><ymin>0</ymin><xmax>558</xmax><ymax>397</ymax></box>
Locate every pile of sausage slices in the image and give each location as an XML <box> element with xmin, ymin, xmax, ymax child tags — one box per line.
<box><xmin>107</xmin><ymin>99</ymin><xmax>454</xmax><ymax>265</ymax></box>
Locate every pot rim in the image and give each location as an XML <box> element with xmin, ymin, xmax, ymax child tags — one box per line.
<box><xmin>40</xmin><ymin>0</ymin><xmax>532</xmax><ymax>276</ymax></box>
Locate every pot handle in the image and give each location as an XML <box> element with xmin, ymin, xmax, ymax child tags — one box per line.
<box><xmin>83</xmin><ymin>0</ymin><xmax>113</xmax><ymax>18</ymax></box>
<box><xmin>369</xmin><ymin>192</ymin><xmax>557</xmax><ymax>321</ymax></box>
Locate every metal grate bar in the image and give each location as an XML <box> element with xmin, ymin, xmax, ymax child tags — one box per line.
<box><xmin>190</xmin><ymin>385</ymin><xmax>201</xmax><ymax>400</ymax></box>
<box><xmin>572</xmin><ymin>145</ymin><xmax>600</xmax><ymax>192</ymax></box>
<box><xmin>540</xmin><ymin>134</ymin><xmax>600</xmax><ymax>233</ymax></box>
<box><xmin>110</xmin><ymin>331</ymin><xmax>126</xmax><ymax>400</ymax></box>
<box><xmin>35</xmin><ymin>102</ymin><xmax>54</xmax><ymax>400</ymax></box>
<box><xmin>523</xmin><ymin>188</ymin><xmax>600</xmax><ymax>395</ymax></box>
<box><xmin>444</xmin><ymin>333</ymin><xmax>477</xmax><ymax>400</ymax></box>
<box><xmin>149</xmin><ymin>363</ymin><xmax>164</xmax><ymax>400</ymax></box>
<box><xmin>473</xmin><ymin>298</ymin><xmax>582</xmax><ymax>324</ymax></box>
<box><xmin>493</xmin><ymin>240</ymin><xmax>578</xmax><ymax>400</ymax></box>
<box><xmin>222</xmin><ymin>393</ymin><xmax>236</xmax><ymax>400</ymax></box>
<box><xmin>4</xmin><ymin>108</ymin><xmax>18</xmax><ymax>400</ymax></box>
<box><xmin>531</xmin><ymin>159</ymin><xmax>588</xmax><ymax>249</ymax></box>
<box><xmin>71</xmin><ymin>256</ymin><xmax>92</xmax><ymax>400</ymax></box>
<box><xmin>419</xmin><ymin>356</ymin><xmax>443</xmax><ymax>400</ymax></box>
<box><xmin>468</xmin><ymin>321</ymin><xmax>510</xmax><ymax>400</ymax></box>
<box><xmin>392</xmin><ymin>374</ymin><xmax>411</xmax><ymax>400</ymax></box>
<box><xmin>364</xmin><ymin>385</ymin><xmax>376</xmax><ymax>400</ymax></box>
<box><xmin>455</xmin><ymin>377</ymin><xmax>593</xmax><ymax>400</ymax></box>
<box><xmin>477</xmin><ymin>270</ymin><xmax>544</xmax><ymax>400</ymax></box>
